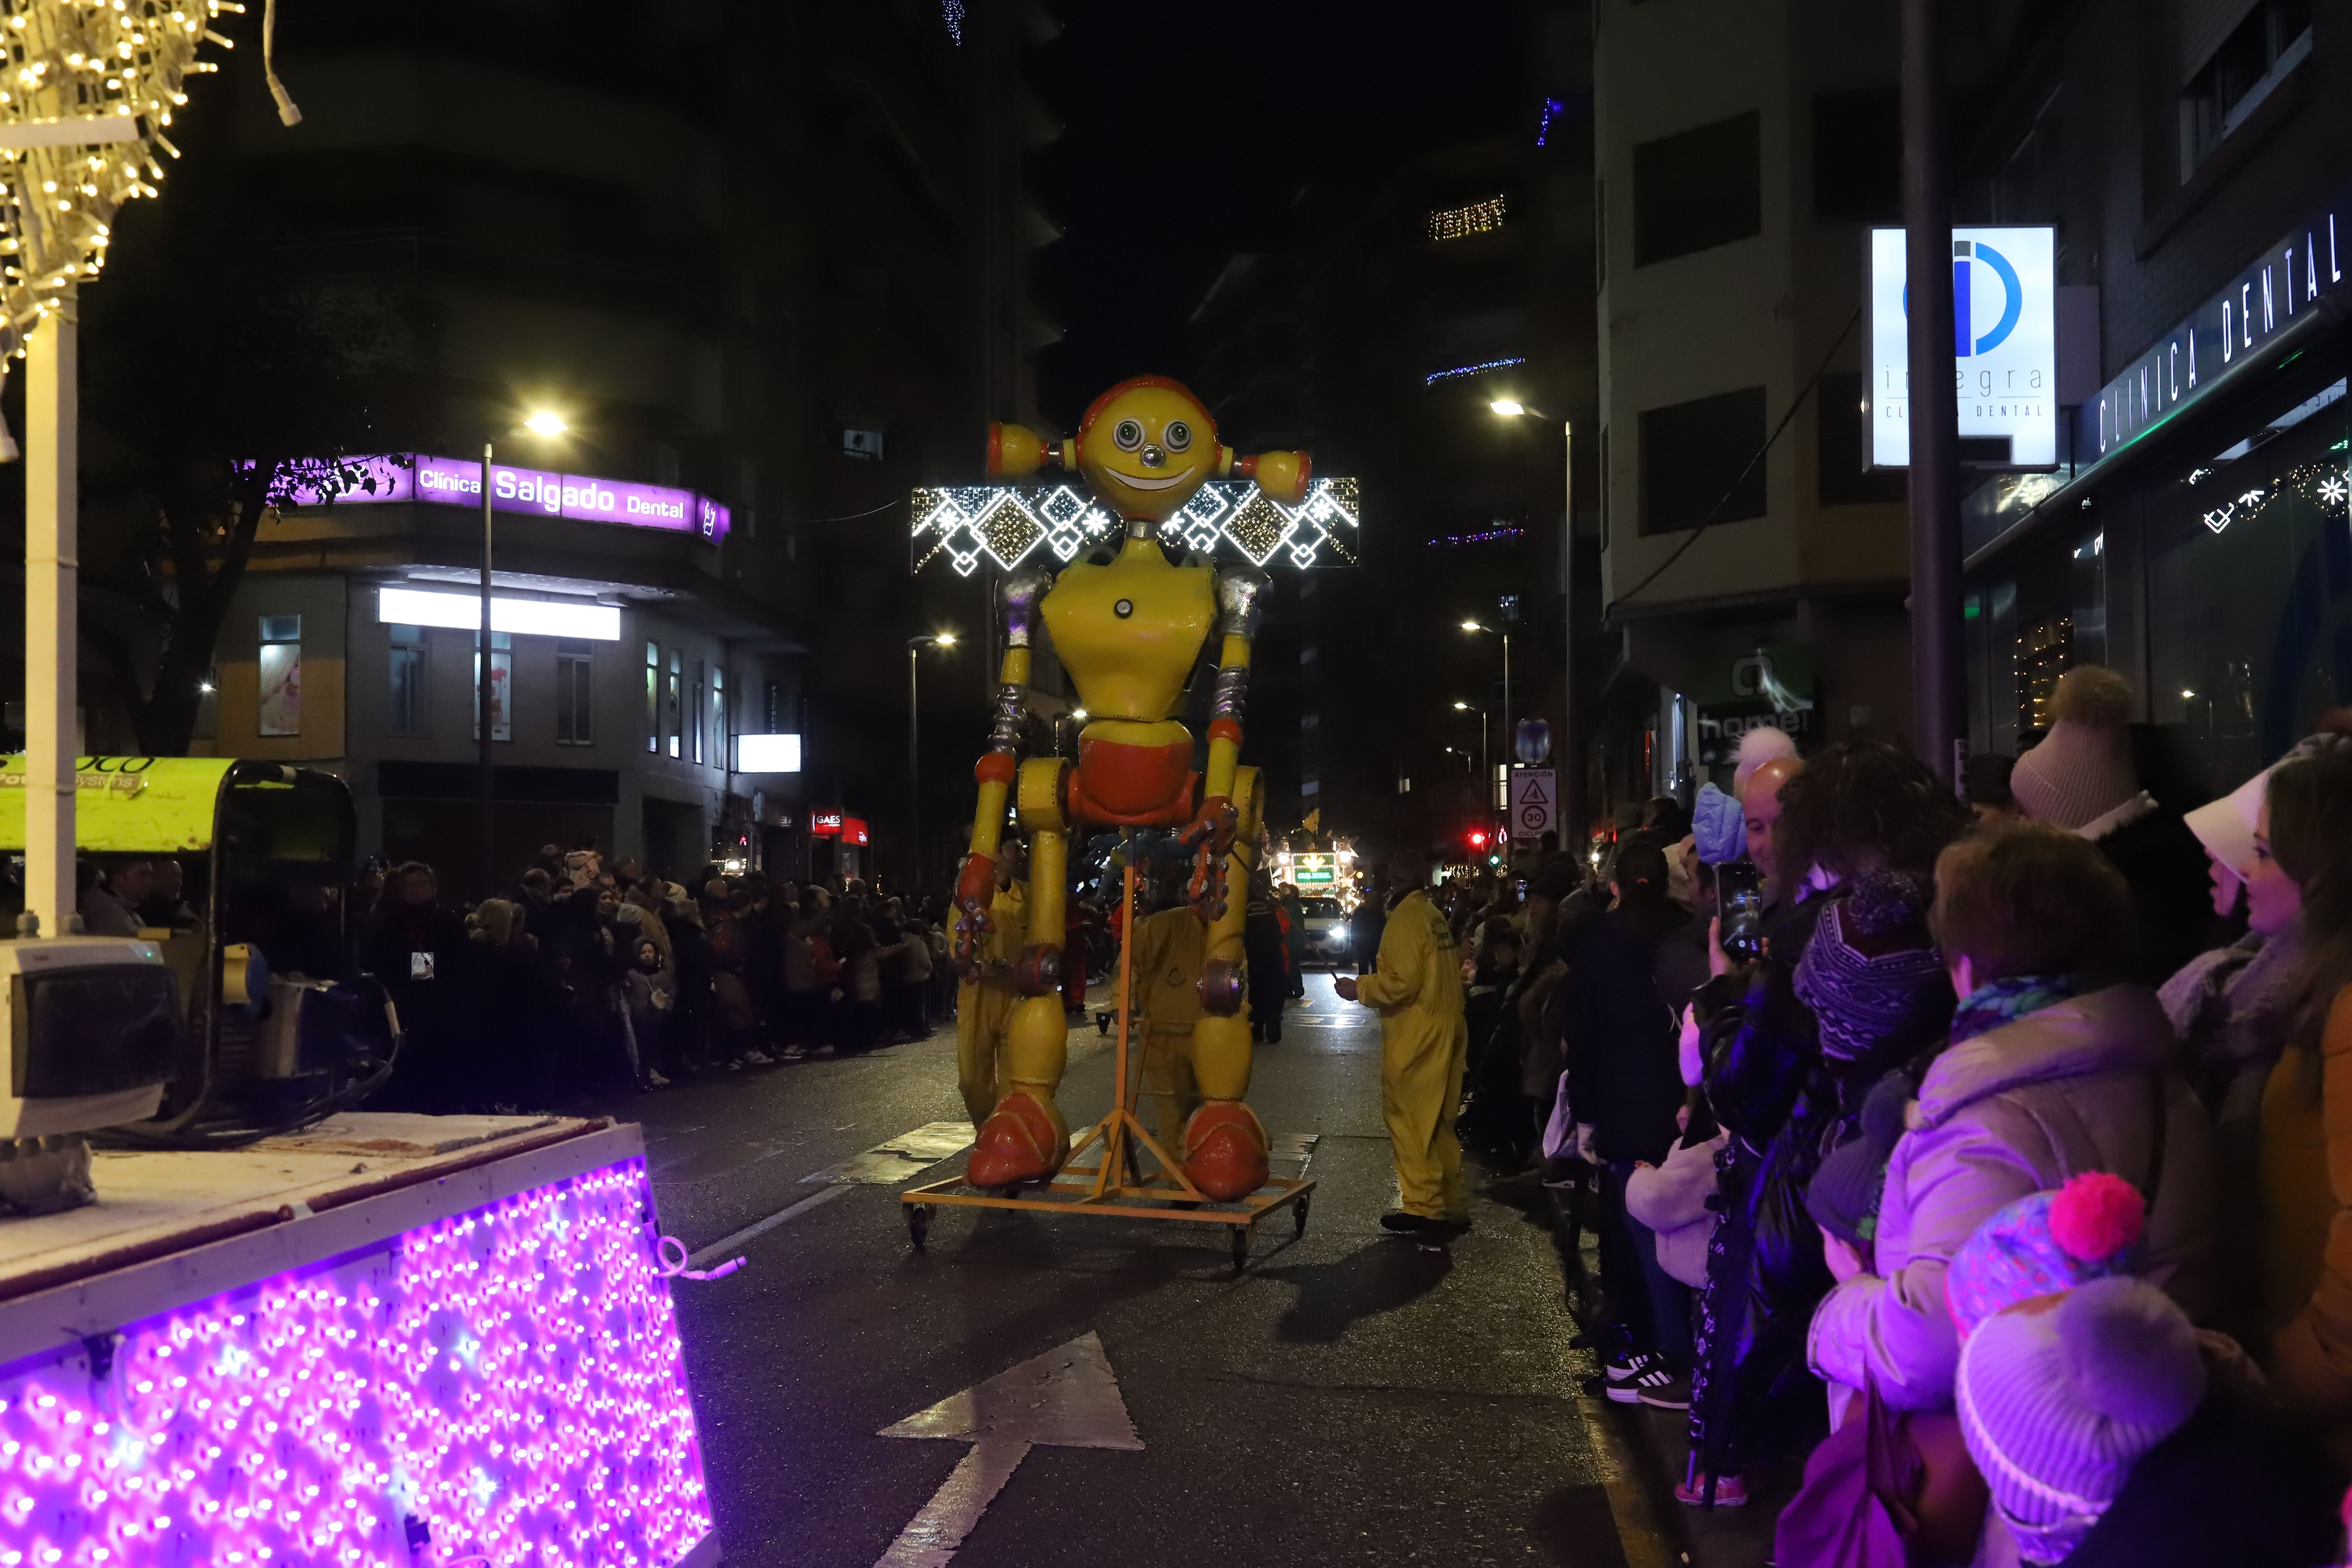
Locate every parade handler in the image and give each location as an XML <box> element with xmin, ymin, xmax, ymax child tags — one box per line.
<box><xmin>1336</xmin><ymin>848</ymin><xmax>1472</xmax><ymax>1234</ymax></box>
<box><xmin>956</xmin><ymin>833</ymin><xmax>1029</xmax><ymax>1126</ymax></box>
<box><xmin>1129</xmin><ymin>890</ymin><xmax>1210</xmax><ymax>1149</ymax></box>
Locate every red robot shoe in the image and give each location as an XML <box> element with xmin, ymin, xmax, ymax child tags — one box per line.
<box><xmin>1181</xmin><ymin>1100</ymin><xmax>1269</xmax><ymax>1201</ymax></box>
<box><xmin>968</xmin><ymin>1090</ymin><xmax>1067</xmax><ymax>1188</ymax></box>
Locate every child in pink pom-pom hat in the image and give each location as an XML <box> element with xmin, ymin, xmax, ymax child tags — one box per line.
<box><xmin>1946</xmin><ymin>1171</ymin><xmax>2147</xmax><ymax>1340</ymax></box>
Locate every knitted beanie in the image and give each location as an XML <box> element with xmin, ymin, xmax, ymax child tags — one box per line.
<box><xmin>1792</xmin><ymin>871</ymin><xmax>1947</xmax><ymax>1063</ymax></box>
<box><xmin>2011</xmin><ymin>668</ymin><xmax>2139</xmax><ymax>829</ymax></box>
<box><xmin>1956</xmin><ymin>1276</ymin><xmax>2206</xmax><ymax>1565</ymax></box>
<box><xmin>1692</xmin><ymin>781</ymin><xmax>1744</xmax><ymax>865</ymax></box>
<box><xmin>1804</xmin><ymin>1071</ymin><xmax>1911</xmax><ymax>1249</ymax></box>
<box><xmin>1946</xmin><ymin>1172</ymin><xmax>2146</xmax><ymax>1339</ymax></box>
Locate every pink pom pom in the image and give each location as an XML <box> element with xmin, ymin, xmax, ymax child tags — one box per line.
<box><xmin>2049</xmin><ymin>1171</ymin><xmax>2145</xmax><ymax>1262</ymax></box>
<box><xmin>2339</xmin><ymin>1481</ymin><xmax>2352</xmax><ymax>1531</ymax></box>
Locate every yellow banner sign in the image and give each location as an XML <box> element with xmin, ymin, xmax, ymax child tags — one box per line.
<box><xmin>0</xmin><ymin>756</ymin><xmax>236</xmax><ymax>853</ymax></box>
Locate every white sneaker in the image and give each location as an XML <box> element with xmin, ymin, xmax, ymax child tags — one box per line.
<box><xmin>725</xmin><ymin>1060</ymin><xmax>743</xmax><ymax>1072</ymax></box>
<box><xmin>743</xmin><ymin>1049</ymin><xmax>774</xmax><ymax>1066</ymax></box>
<box><xmin>645</xmin><ymin>1071</ymin><xmax>672</xmax><ymax>1090</ymax></box>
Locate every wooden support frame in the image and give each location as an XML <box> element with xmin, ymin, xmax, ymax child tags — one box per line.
<box><xmin>902</xmin><ymin>848</ymin><xmax>1312</xmax><ymax>1268</ymax></box>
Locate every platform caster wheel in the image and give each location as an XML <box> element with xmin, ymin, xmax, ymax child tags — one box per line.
<box><xmin>1229</xmin><ymin>1225</ymin><xmax>1251</xmax><ymax>1272</ymax></box>
<box><xmin>1293</xmin><ymin>1196</ymin><xmax>1310</xmax><ymax>1238</ymax></box>
<box><xmin>906</xmin><ymin>1204</ymin><xmax>933</xmax><ymax>1250</ymax></box>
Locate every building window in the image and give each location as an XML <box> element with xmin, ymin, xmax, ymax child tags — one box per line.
<box><xmin>1633</xmin><ymin>112</ymin><xmax>1761</xmax><ymax>266</ymax></box>
<box><xmin>472</xmin><ymin>631</ymin><xmax>512</xmax><ymax>743</ymax></box>
<box><xmin>556</xmin><ymin>639</ymin><xmax>594</xmax><ymax>746</ymax></box>
<box><xmin>690</xmin><ymin>660</ymin><xmax>706</xmax><ymax>765</ymax></box>
<box><xmin>2180</xmin><ymin>0</ymin><xmax>2311</xmax><ymax>179</ymax></box>
<box><xmin>666</xmin><ymin>650</ymin><xmax>682</xmax><ymax>759</ymax></box>
<box><xmin>644</xmin><ymin>641</ymin><xmax>659</xmax><ymax>754</ymax></box>
<box><xmin>1640</xmin><ymin>387</ymin><xmax>1768</xmax><ymax>534</ymax></box>
<box><xmin>387</xmin><ymin>624</ymin><xmax>428</xmax><ymax>738</ymax></box>
<box><xmin>710</xmin><ymin>667</ymin><xmax>725</xmax><ymax>770</ymax></box>
<box><xmin>1817</xmin><ymin>373</ymin><xmax>1908</xmax><ymax>505</ymax></box>
<box><xmin>1428</xmin><ymin>194</ymin><xmax>1507</xmax><ymax>242</ymax></box>
<box><xmin>1811</xmin><ymin>90</ymin><xmax>1900</xmax><ymax>223</ymax></box>
<box><xmin>258</xmin><ymin>614</ymin><xmax>301</xmax><ymax>737</ymax></box>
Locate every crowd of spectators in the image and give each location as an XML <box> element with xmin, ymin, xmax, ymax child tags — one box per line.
<box><xmin>347</xmin><ymin>841</ymin><xmax>958</xmax><ymax>1113</ymax></box>
<box><xmin>1449</xmin><ymin>669</ymin><xmax>2352</xmax><ymax>1566</ymax></box>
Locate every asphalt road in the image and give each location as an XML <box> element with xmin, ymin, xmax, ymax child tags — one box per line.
<box><xmin>585</xmin><ymin>973</ymin><xmax>1666</xmax><ymax>1568</ymax></box>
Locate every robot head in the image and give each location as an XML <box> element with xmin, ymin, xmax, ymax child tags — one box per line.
<box><xmin>1075</xmin><ymin>375</ymin><xmax>1221</xmax><ymax>522</ymax></box>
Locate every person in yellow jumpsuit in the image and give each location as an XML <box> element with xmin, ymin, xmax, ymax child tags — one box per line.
<box><xmin>956</xmin><ymin>835</ymin><xmax>1028</xmax><ymax>1127</ymax></box>
<box><xmin>1127</xmin><ymin>895</ymin><xmax>1208</xmax><ymax>1150</ymax></box>
<box><xmin>1336</xmin><ymin>848</ymin><xmax>1471</xmax><ymax>1234</ymax></box>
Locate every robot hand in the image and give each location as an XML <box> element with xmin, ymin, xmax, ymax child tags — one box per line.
<box><xmin>952</xmin><ymin>851</ymin><xmax>998</xmax><ymax>978</ymax></box>
<box><xmin>1178</xmin><ymin>796</ymin><xmax>1237</xmax><ymax>922</ymax></box>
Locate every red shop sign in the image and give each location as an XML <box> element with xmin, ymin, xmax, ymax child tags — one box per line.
<box><xmin>841</xmin><ymin>816</ymin><xmax>870</xmax><ymax>847</ymax></box>
<box><xmin>810</xmin><ymin>810</ymin><xmax>845</xmax><ymax>836</ymax></box>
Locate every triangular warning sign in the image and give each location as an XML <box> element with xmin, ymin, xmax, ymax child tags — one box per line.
<box><xmin>878</xmin><ymin>1332</ymin><xmax>1144</xmax><ymax>1451</ymax></box>
<box><xmin>1521</xmin><ymin>776</ymin><xmax>1551</xmax><ymax>804</ymax></box>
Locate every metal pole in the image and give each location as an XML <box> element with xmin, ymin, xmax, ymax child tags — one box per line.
<box><xmin>479</xmin><ymin>441</ymin><xmax>495</xmax><ymax>900</ymax></box>
<box><xmin>908</xmin><ymin>643</ymin><xmax>919</xmax><ymax>894</ymax></box>
<box><xmin>1478</xmin><ymin>709</ymin><xmax>1488</xmax><ymax>845</ymax></box>
<box><xmin>24</xmin><ymin>294</ymin><xmax>75</xmax><ymax>937</ymax></box>
<box><xmin>1562</xmin><ymin>419</ymin><xmax>1580</xmax><ymax>843</ymax></box>
<box><xmin>1501</xmin><ymin>631</ymin><xmax>1511</xmax><ymax>833</ymax></box>
<box><xmin>1902</xmin><ymin>0</ymin><xmax>1964</xmax><ymax>787</ymax></box>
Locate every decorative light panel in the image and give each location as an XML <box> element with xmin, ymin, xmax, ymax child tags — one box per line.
<box><xmin>910</xmin><ymin>477</ymin><xmax>1361</xmax><ymax>576</ymax></box>
<box><xmin>2198</xmin><ymin>457</ymin><xmax>2346</xmax><ymax>536</ymax></box>
<box><xmin>1425</xmin><ymin>357</ymin><xmax>1526</xmax><ymax>387</ymax></box>
<box><xmin>0</xmin><ymin>1158</ymin><xmax>715</xmax><ymax>1567</ymax></box>
<box><xmin>1428</xmin><ymin>195</ymin><xmax>1506</xmax><ymax>243</ymax></box>
<box><xmin>0</xmin><ymin>0</ymin><xmax>245</xmax><ymax>333</ymax></box>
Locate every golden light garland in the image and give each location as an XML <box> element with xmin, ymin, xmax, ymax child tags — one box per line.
<box><xmin>0</xmin><ymin>0</ymin><xmax>252</xmax><ymax>336</ymax></box>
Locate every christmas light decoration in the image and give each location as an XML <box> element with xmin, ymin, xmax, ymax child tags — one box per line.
<box><xmin>910</xmin><ymin>476</ymin><xmax>1361</xmax><ymax>576</ymax></box>
<box><xmin>1427</xmin><ymin>194</ymin><xmax>1506</xmax><ymax>242</ymax></box>
<box><xmin>0</xmin><ymin>0</ymin><xmax>253</xmax><ymax>335</ymax></box>
<box><xmin>2199</xmin><ymin>456</ymin><xmax>2347</xmax><ymax>535</ymax></box>
<box><xmin>1425</xmin><ymin>356</ymin><xmax>1526</xmax><ymax>387</ymax></box>
<box><xmin>0</xmin><ymin>1157</ymin><xmax>715</xmax><ymax>1567</ymax></box>
<box><xmin>1427</xmin><ymin>525</ymin><xmax>1525</xmax><ymax>547</ymax></box>
<box><xmin>941</xmin><ymin>0</ymin><xmax>963</xmax><ymax>44</ymax></box>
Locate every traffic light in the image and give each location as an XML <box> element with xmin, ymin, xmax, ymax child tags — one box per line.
<box><xmin>1467</xmin><ymin>829</ymin><xmax>1487</xmax><ymax>851</ymax></box>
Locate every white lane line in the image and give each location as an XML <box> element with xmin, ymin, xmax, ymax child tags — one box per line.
<box><xmin>686</xmin><ymin>1185</ymin><xmax>850</xmax><ymax>1269</ymax></box>
<box><xmin>682</xmin><ymin>1120</ymin><xmax>979</xmax><ymax>1268</ymax></box>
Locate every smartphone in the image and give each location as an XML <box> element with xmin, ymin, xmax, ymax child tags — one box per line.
<box><xmin>1718</xmin><ymin>861</ymin><xmax>1763</xmax><ymax>964</ymax></box>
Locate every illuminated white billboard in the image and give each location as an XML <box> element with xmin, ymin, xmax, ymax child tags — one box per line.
<box><xmin>734</xmin><ymin>733</ymin><xmax>803</xmax><ymax>772</ymax></box>
<box><xmin>377</xmin><ymin>586</ymin><xmax>622</xmax><ymax>641</ymax></box>
<box><xmin>1867</xmin><ymin>226</ymin><xmax>2058</xmax><ymax>469</ymax></box>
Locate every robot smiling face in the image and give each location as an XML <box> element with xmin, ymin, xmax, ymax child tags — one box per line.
<box><xmin>1074</xmin><ymin>377</ymin><xmax>1221</xmax><ymax>523</ymax></box>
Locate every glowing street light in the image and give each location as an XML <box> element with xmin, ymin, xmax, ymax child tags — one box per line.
<box><xmin>1489</xmin><ymin>399</ymin><xmax>1527</xmax><ymax>417</ymax></box>
<box><xmin>524</xmin><ymin>409</ymin><xmax>570</xmax><ymax>437</ymax></box>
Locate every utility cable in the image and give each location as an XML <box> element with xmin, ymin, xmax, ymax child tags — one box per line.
<box><xmin>1608</xmin><ymin>305</ymin><xmax>1864</xmax><ymax>614</ymax></box>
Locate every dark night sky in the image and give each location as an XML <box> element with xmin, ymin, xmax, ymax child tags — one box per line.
<box><xmin>1028</xmin><ymin>0</ymin><xmax>1525</xmax><ymax>427</ymax></box>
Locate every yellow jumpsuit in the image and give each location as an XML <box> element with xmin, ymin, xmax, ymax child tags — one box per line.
<box><xmin>1127</xmin><ymin>906</ymin><xmax>1207</xmax><ymax>1149</ymax></box>
<box><xmin>1355</xmin><ymin>888</ymin><xmax>1470</xmax><ymax>1222</ymax></box>
<box><xmin>956</xmin><ymin>883</ymin><xmax>1028</xmax><ymax>1127</ymax></box>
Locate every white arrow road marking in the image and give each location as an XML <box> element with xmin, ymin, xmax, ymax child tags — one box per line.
<box><xmin>873</xmin><ymin>1332</ymin><xmax>1142</xmax><ymax>1567</ymax></box>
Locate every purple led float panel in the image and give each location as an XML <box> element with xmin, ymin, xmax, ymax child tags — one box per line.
<box><xmin>0</xmin><ymin>1158</ymin><xmax>714</xmax><ymax>1567</ymax></box>
<box><xmin>280</xmin><ymin>455</ymin><xmax>731</xmax><ymax>545</ymax></box>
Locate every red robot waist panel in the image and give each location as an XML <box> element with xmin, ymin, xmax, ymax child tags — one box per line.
<box><xmin>1068</xmin><ymin>733</ymin><xmax>1197</xmax><ymax>826</ymax></box>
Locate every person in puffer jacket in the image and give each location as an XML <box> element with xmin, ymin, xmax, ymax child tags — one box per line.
<box><xmin>1806</xmin><ymin>821</ymin><xmax>2219</xmax><ymax>1416</ymax></box>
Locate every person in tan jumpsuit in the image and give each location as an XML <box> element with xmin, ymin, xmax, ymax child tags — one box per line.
<box><xmin>1337</xmin><ymin>848</ymin><xmax>1471</xmax><ymax>1234</ymax></box>
<box><xmin>956</xmin><ymin>835</ymin><xmax>1028</xmax><ymax>1127</ymax></box>
<box><xmin>1128</xmin><ymin>893</ymin><xmax>1210</xmax><ymax>1150</ymax></box>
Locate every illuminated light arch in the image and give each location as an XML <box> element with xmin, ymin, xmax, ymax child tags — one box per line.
<box><xmin>909</xmin><ymin>477</ymin><xmax>1362</xmax><ymax>576</ymax></box>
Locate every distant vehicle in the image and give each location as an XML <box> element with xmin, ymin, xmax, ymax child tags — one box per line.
<box><xmin>1297</xmin><ymin>897</ymin><xmax>1348</xmax><ymax>967</ymax></box>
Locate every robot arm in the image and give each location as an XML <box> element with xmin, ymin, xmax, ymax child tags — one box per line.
<box><xmin>1180</xmin><ymin>567</ymin><xmax>1269</xmax><ymax>919</ymax></box>
<box><xmin>954</xmin><ymin>569</ymin><xmax>1050</xmax><ymax>976</ymax></box>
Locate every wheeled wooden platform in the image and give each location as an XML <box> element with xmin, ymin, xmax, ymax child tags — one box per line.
<box><xmin>902</xmin><ymin>853</ymin><xmax>1313</xmax><ymax>1271</ymax></box>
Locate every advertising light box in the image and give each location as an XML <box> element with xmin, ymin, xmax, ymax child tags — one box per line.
<box><xmin>1868</xmin><ymin>227</ymin><xmax>2058</xmax><ymax>470</ymax></box>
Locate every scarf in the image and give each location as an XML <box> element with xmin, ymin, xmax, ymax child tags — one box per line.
<box><xmin>1950</xmin><ymin>973</ymin><xmax>2083</xmax><ymax>1046</ymax></box>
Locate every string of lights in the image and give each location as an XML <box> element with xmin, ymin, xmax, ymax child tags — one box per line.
<box><xmin>910</xmin><ymin>476</ymin><xmax>1361</xmax><ymax>576</ymax></box>
<box><xmin>1425</xmin><ymin>356</ymin><xmax>1526</xmax><ymax>387</ymax></box>
<box><xmin>1427</xmin><ymin>525</ymin><xmax>1524</xmax><ymax>548</ymax></box>
<box><xmin>2199</xmin><ymin>456</ymin><xmax>2349</xmax><ymax>534</ymax></box>
<box><xmin>1428</xmin><ymin>194</ymin><xmax>1506</xmax><ymax>242</ymax></box>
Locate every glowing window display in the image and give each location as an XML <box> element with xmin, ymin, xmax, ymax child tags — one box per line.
<box><xmin>909</xmin><ymin>476</ymin><xmax>1362</xmax><ymax>576</ymax></box>
<box><xmin>0</xmin><ymin>1158</ymin><xmax>713</xmax><ymax>1567</ymax></box>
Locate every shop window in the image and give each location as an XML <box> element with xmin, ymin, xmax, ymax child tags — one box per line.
<box><xmin>387</xmin><ymin>624</ymin><xmax>427</xmax><ymax>738</ymax></box>
<box><xmin>1818</xmin><ymin>374</ymin><xmax>1908</xmax><ymax>505</ymax></box>
<box><xmin>666</xmin><ymin>650</ymin><xmax>682</xmax><ymax>759</ymax></box>
<box><xmin>2180</xmin><ymin>0</ymin><xmax>2311</xmax><ymax>180</ymax></box>
<box><xmin>710</xmin><ymin>668</ymin><xmax>725</xmax><ymax>771</ymax></box>
<box><xmin>556</xmin><ymin>639</ymin><xmax>593</xmax><ymax>746</ymax></box>
<box><xmin>1640</xmin><ymin>387</ymin><xmax>1767</xmax><ymax>534</ymax></box>
<box><xmin>1812</xmin><ymin>90</ymin><xmax>1900</xmax><ymax>224</ymax></box>
<box><xmin>472</xmin><ymin>631</ymin><xmax>511</xmax><ymax>743</ymax></box>
<box><xmin>691</xmin><ymin>660</ymin><xmax>706</xmax><ymax>765</ymax></box>
<box><xmin>644</xmin><ymin>641</ymin><xmax>659</xmax><ymax>754</ymax></box>
<box><xmin>258</xmin><ymin>614</ymin><xmax>301</xmax><ymax>737</ymax></box>
<box><xmin>2015</xmin><ymin>612</ymin><xmax>2075</xmax><ymax>737</ymax></box>
<box><xmin>1633</xmin><ymin>112</ymin><xmax>1761</xmax><ymax>266</ymax></box>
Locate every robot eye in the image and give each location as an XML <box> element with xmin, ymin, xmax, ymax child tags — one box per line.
<box><xmin>1112</xmin><ymin>419</ymin><xmax>1144</xmax><ymax>451</ymax></box>
<box><xmin>1162</xmin><ymin>420</ymin><xmax>1194</xmax><ymax>453</ymax></box>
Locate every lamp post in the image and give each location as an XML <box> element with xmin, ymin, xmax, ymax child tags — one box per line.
<box><xmin>1492</xmin><ymin>397</ymin><xmax>1577</xmax><ymax>837</ymax></box>
<box><xmin>1459</xmin><ymin>623</ymin><xmax>1510</xmax><ymax>827</ymax></box>
<box><xmin>477</xmin><ymin>409</ymin><xmax>571</xmax><ymax>900</ymax></box>
<box><xmin>907</xmin><ymin>632</ymin><xmax>957</xmax><ymax>893</ymax></box>
<box><xmin>1452</xmin><ymin>700</ymin><xmax>1491</xmax><ymax>841</ymax></box>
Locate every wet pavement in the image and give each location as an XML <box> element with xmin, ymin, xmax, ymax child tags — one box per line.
<box><xmin>586</xmin><ymin>973</ymin><xmax>1680</xmax><ymax>1568</ymax></box>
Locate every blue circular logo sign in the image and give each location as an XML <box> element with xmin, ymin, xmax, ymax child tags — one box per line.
<box><xmin>1901</xmin><ymin>239</ymin><xmax>2025</xmax><ymax>357</ymax></box>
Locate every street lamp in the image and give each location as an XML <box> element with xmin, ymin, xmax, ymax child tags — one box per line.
<box><xmin>908</xmin><ymin>632</ymin><xmax>958</xmax><ymax>891</ymax></box>
<box><xmin>1453</xmin><ymin>699</ymin><xmax>1493</xmax><ymax>840</ymax></box>
<box><xmin>476</xmin><ymin>409</ymin><xmax>574</xmax><ymax>899</ymax></box>
<box><xmin>1492</xmin><ymin>396</ymin><xmax>1577</xmax><ymax>835</ymax></box>
<box><xmin>1460</xmin><ymin>622</ymin><xmax>1511</xmax><ymax>824</ymax></box>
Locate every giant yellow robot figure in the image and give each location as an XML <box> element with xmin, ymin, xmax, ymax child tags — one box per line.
<box><xmin>952</xmin><ymin>375</ymin><xmax>1307</xmax><ymax>1199</ymax></box>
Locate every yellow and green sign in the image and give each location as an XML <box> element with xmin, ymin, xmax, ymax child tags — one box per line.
<box><xmin>1292</xmin><ymin>852</ymin><xmax>1336</xmax><ymax>885</ymax></box>
<box><xmin>0</xmin><ymin>756</ymin><xmax>235</xmax><ymax>853</ymax></box>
